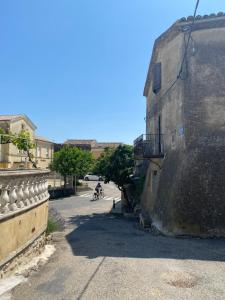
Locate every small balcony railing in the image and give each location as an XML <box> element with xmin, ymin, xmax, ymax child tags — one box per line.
<box><xmin>134</xmin><ymin>134</ymin><xmax>164</xmax><ymax>159</ymax></box>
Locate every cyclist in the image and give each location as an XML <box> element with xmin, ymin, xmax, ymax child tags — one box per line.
<box><xmin>95</xmin><ymin>182</ymin><xmax>102</xmax><ymax>196</ymax></box>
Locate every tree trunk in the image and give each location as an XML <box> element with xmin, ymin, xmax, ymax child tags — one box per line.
<box><xmin>122</xmin><ymin>186</ymin><xmax>133</xmax><ymax>212</ymax></box>
<box><xmin>73</xmin><ymin>175</ymin><xmax>76</xmax><ymax>195</ymax></box>
<box><xmin>64</xmin><ymin>175</ymin><xmax>67</xmax><ymax>189</ymax></box>
<box><xmin>27</xmin><ymin>150</ymin><xmax>37</xmax><ymax>168</ymax></box>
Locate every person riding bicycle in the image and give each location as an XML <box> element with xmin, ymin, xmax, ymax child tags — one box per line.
<box><xmin>95</xmin><ymin>182</ymin><xmax>102</xmax><ymax>196</ymax></box>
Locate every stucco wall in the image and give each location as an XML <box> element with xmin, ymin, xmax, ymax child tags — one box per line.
<box><xmin>146</xmin><ymin>31</ymin><xmax>185</xmax><ymax>149</ymax></box>
<box><xmin>0</xmin><ymin>200</ymin><xmax>48</xmax><ymax>266</ymax></box>
<box><xmin>142</xmin><ymin>31</ymin><xmax>186</xmax><ymax>218</ymax></box>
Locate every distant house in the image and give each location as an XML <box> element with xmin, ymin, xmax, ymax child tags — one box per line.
<box><xmin>0</xmin><ymin>114</ymin><xmax>54</xmax><ymax>169</ymax></box>
<box><xmin>64</xmin><ymin>139</ymin><xmax>95</xmax><ymax>151</ymax></box>
<box><xmin>35</xmin><ymin>136</ymin><xmax>54</xmax><ymax>169</ymax></box>
<box><xmin>134</xmin><ymin>13</ymin><xmax>225</xmax><ymax>237</ymax></box>
<box><xmin>64</xmin><ymin>139</ymin><xmax>122</xmax><ymax>159</ymax></box>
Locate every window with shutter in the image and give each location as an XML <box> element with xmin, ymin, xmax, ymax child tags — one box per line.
<box><xmin>153</xmin><ymin>62</ymin><xmax>161</xmax><ymax>94</ymax></box>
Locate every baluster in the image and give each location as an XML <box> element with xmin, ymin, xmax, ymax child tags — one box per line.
<box><xmin>29</xmin><ymin>179</ymin><xmax>35</xmax><ymax>204</ymax></box>
<box><xmin>23</xmin><ymin>180</ymin><xmax>31</xmax><ymax>206</ymax></box>
<box><xmin>9</xmin><ymin>180</ymin><xmax>18</xmax><ymax>211</ymax></box>
<box><xmin>41</xmin><ymin>176</ymin><xmax>47</xmax><ymax>199</ymax></box>
<box><xmin>40</xmin><ymin>177</ymin><xmax>45</xmax><ymax>199</ymax></box>
<box><xmin>44</xmin><ymin>177</ymin><xmax>49</xmax><ymax>199</ymax></box>
<box><xmin>0</xmin><ymin>182</ymin><xmax>10</xmax><ymax>213</ymax></box>
<box><xmin>37</xmin><ymin>177</ymin><xmax>43</xmax><ymax>200</ymax></box>
<box><xmin>17</xmin><ymin>180</ymin><xmax>25</xmax><ymax>208</ymax></box>
<box><xmin>42</xmin><ymin>176</ymin><xmax>47</xmax><ymax>199</ymax></box>
<box><xmin>34</xmin><ymin>177</ymin><xmax>39</xmax><ymax>202</ymax></box>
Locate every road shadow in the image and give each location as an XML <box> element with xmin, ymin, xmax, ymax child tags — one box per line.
<box><xmin>66</xmin><ymin>213</ymin><xmax>225</xmax><ymax>262</ymax></box>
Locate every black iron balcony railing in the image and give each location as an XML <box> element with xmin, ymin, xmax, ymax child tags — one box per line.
<box><xmin>134</xmin><ymin>134</ymin><xmax>164</xmax><ymax>159</ymax></box>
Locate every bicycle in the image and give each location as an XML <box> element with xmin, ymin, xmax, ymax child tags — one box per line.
<box><xmin>99</xmin><ymin>188</ymin><xmax>104</xmax><ymax>199</ymax></box>
<box><xmin>92</xmin><ymin>188</ymin><xmax>104</xmax><ymax>201</ymax></box>
<box><xmin>92</xmin><ymin>191</ymin><xmax>99</xmax><ymax>201</ymax></box>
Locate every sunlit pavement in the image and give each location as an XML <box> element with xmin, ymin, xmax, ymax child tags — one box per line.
<box><xmin>10</xmin><ymin>182</ymin><xmax>225</xmax><ymax>300</ymax></box>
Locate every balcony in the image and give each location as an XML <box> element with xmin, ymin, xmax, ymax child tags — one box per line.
<box><xmin>134</xmin><ymin>134</ymin><xmax>164</xmax><ymax>159</ymax></box>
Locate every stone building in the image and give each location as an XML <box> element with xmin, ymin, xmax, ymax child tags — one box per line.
<box><xmin>134</xmin><ymin>13</ymin><xmax>225</xmax><ymax>237</ymax></box>
<box><xmin>64</xmin><ymin>139</ymin><xmax>122</xmax><ymax>159</ymax></box>
<box><xmin>0</xmin><ymin>115</ymin><xmax>54</xmax><ymax>169</ymax></box>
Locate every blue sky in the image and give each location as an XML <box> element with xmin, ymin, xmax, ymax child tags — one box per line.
<box><xmin>0</xmin><ymin>1</ymin><xmax>225</xmax><ymax>144</ymax></box>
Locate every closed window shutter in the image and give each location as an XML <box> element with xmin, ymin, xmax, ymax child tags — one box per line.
<box><xmin>153</xmin><ymin>62</ymin><xmax>161</xmax><ymax>94</ymax></box>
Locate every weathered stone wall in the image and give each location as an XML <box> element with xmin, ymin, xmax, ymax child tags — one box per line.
<box><xmin>142</xmin><ymin>16</ymin><xmax>225</xmax><ymax>236</ymax></box>
<box><xmin>0</xmin><ymin>233</ymin><xmax>48</xmax><ymax>278</ymax></box>
<box><xmin>177</xmin><ymin>26</ymin><xmax>225</xmax><ymax>235</ymax></box>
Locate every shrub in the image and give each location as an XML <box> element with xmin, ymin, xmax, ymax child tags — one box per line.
<box><xmin>46</xmin><ymin>217</ymin><xmax>59</xmax><ymax>234</ymax></box>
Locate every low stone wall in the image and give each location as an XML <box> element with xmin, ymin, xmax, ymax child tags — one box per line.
<box><xmin>0</xmin><ymin>233</ymin><xmax>48</xmax><ymax>278</ymax></box>
<box><xmin>49</xmin><ymin>187</ymin><xmax>75</xmax><ymax>199</ymax></box>
<box><xmin>0</xmin><ymin>170</ymin><xmax>50</xmax><ymax>268</ymax></box>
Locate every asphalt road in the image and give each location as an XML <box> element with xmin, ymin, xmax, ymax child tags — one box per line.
<box><xmin>10</xmin><ymin>181</ymin><xmax>225</xmax><ymax>300</ymax></box>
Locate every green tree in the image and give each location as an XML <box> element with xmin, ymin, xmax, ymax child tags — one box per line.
<box><xmin>104</xmin><ymin>145</ymin><xmax>134</xmax><ymax>190</ymax></box>
<box><xmin>94</xmin><ymin>145</ymin><xmax>134</xmax><ymax>206</ymax></box>
<box><xmin>93</xmin><ymin>147</ymin><xmax>115</xmax><ymax>176</ymax></box>
<box><xmin>11</xmin><ymin>130</ymin><xmax>37</xmax><ymax>168</ymax></box>
<box><xmin>0</xmin><ymin>128</ymin><xmax>11</xmax><ymax>144</ymax></box>
<box><xmin>50</xmin><ymin>146</ymin><xmax>93</xmax><ymax>187</ymax></box>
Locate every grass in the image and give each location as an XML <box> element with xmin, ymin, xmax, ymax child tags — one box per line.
<box><xmin>46</xmin><ymin>217</ymin><xmax>59</xmax><ymax>234</ymax></box>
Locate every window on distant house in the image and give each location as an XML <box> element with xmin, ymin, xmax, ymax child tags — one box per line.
<box><xmin>152</xmin><ymin>62</ymin><xmax>162</xmax><ymax>94</ymax></box>
<box><xmin>37</xmin><ymin>146</ymin><xmax>41</xmax><ymax>157</ymax></box>
<box><xmin>46</xmin><ymin>147</ymin><xmax>49</xmax><ymax>158</ymax></box>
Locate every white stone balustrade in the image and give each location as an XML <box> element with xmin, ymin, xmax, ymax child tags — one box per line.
<box><xmin>0</xmin><ymin>170</ymin><xmax>49</xmax><ymax>217</ymax></box>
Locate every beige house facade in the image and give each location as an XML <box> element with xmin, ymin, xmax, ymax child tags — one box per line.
<box><xmin>35</xmin><ymin>136</ymin><xmax>54</xmax><ymax>169</ymax></box>
<box><xmin>0</xmin><ymin>115</ymin><xmax>53</xmax><ymax>169</ymax></box>
<box><xmin>64</xmin><ymin>139</ymin><xmax>122</xmax><ymax>159</ymax></box>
